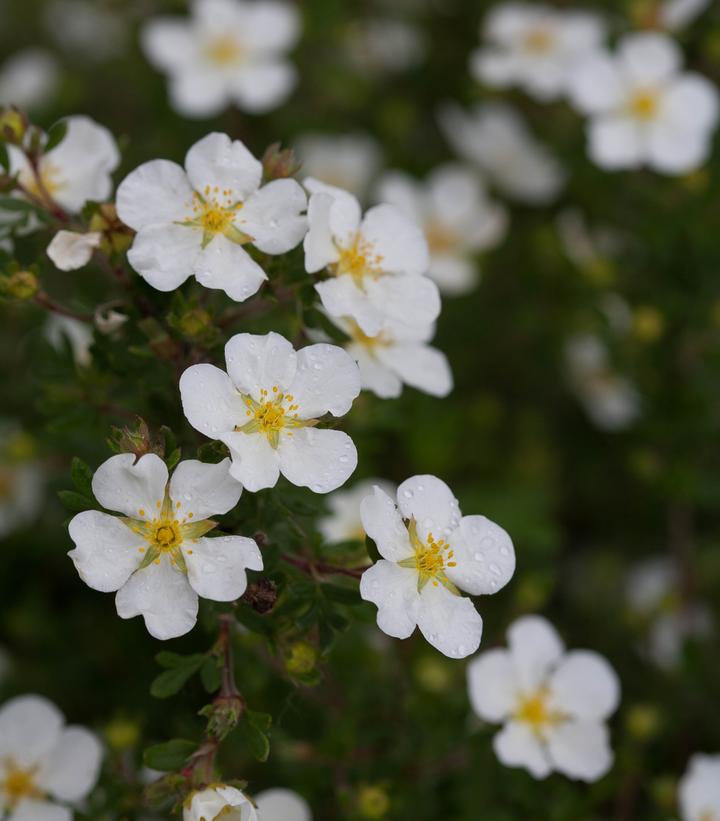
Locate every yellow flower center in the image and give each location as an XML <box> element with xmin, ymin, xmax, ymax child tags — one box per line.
<box><xmin>514</xmin><ymin>688</ymin><xmax>566</xmax><ymax>735</ymax></box>
<box><xmin>332</xmin><ymin>236</ymin><xmax>385</xmax><ymax>286</ymax></box>
<box><xmin>699</xmin><ymin>811</ymin><xmax>718</xmax><ymax>821</ymax></box>
<box><xmin>153</xmin><ymin>520</ymin><xmax>182</xmax><ymax>549</ymax></box>
<box><xmin>181</xmin><ymin>188</ymin><xmax>250</xmax><ymax>249</ymax></box>
<box><xmin>348</xmin><ymin>321</ymin><xmax>389</xmax><ymax>353</ymax></box>
<box><xmin>1</xmin><ymin>761</ymin><xmax>42</xmax><ymax>807</ymax></box>
<box><xmin>629</xmin><ymin>89</ymin><xmax>660</xmax><ymax>121</ymax></box>
<box><xmin>523</xmin><ymin>27</ymin><xmax>554</xmax><ymax>54</ymax></box>
<box><xmin>425</xmin><ymin>221</ymin><xmax>458</xmax><ymax>255</ymax></box>
<box><xmin>205</xmin><ymin>35</ymin><xmax>244</xmax><ymax>66</ymax></box>
<box><xmin>398</xmin><ymin>518</ymin><xmax>458</xmax><ymax>593</ymax></box>
<box><xmin>235</xmin><ymin>386</ymin><xmax>318</xmax><ymax>449</ymax></box>
<box><xmin>21</xmin><ymin>162</ymin><xmax>63</xmax><ymax>200</ymax></box>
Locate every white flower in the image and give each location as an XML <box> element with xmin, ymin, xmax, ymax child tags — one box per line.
<box><xmin>184</xmin><ymin>784</ymin><xmax>257</xmax><ymax>821</ymax></box>
<box><xmin>319</xmin><ymin>478</ymin><xmax>396</xmax><ymax>545</ymax></box>
<box><xmin>303</xmin><ymin>179</ymin><xmax>439</xmax><ymax>336</ymax></box>
<box><xmin>0</xmin><ymin>426</ymin><xmax>43</xmax><ymax>539</ymax></box>
<box><xmin>180</xmin><ymin>332</ymin><xmax>361</xmax><ymax>494</ymax></box>
<box><xmin>568</xmin><ymin>32</ymin><xmax>719</xmax><ymax>174</ymax></box>
<box><xmin>8</xmin><ymin>115</ymin><xmax>119</xmax><ymax>213</ymax></box>
<box><xmin>329</xmin><ymin>314</ymin><xmax>452</xmax><ymax>399</ymax></box>
<box><xmin>471</xmin><ymin>3</ymin><xmax>605</xmax><ymax>101</ymax></box>
<box><xmin>68</xmin><ymin>454</ymin><xmax>262</xmax><ymax>640</ymax></box>
<box><xmin>660</xmin><ymin>0</ymin><xmax>710</xmax><ymax>31</ymax></box>
<box><xmin>376</xmin><ymin>165</ymin><xmax>507</xmax><ymax>295</ymax></box>
<box><xmin>255</xmin><ymin>788</ymin><xmax>312</xmax><ymax>821</ymax></box>
<box><xmin>116</xmin><ymin>132</ymin><xmax>306</xmax><ymax>302</ymax></box>
<box><xmin>627</xmin><ymin>557</ymin><xmax>712</xmax><ymax>669</ymax></box>
<box><xmin>142</xmin><ymin>0</ymin><xmax>300</xmax><ymax>118</ymax></box>
<box><xmin>295</xmin><ymin>133</ymin><xmax>382</xmax><ymax>200</ymax></box>
<box><xmin>45</xmin><ymin>315</ymin><xmax>93</xmax><ymax>368</ymax></box>
<box><xmin>0</xmin><ymin>694</ymin><xmax>102</xmax><ymax>820</ymax></box>
<box><xmin>359</xmin><ymin>475</ymin><xmax>515</xmax><ymax>658</ymax></box>
<box><xmin>0</xmin><ymin>49</ymin><xmax>58</xmax><ymax>110</ymax></box>
<box><xmin>468</xmin><ymin>615</ymin><xmax>620</xmax><ymax>782</ymax></box>
<box><xmin>565</xmin><ymin>334</ymin><xmax>640</xmax><ymax>431</ymax></box>
<box><xmin>47</xmin><ymin>229</ymin><xmax>102</xmax><ymax>271</ymax></box>
<box><xmin>679</xmin><ymin>754</ymin><xmax>720</xmax><ymax>821</ymax></box>
<box><xmin>438</xmin><ymin>102</ymin><xmax>565</xmax><ymax>204</ymax></box>
<box><xmin>345</xmin><ymin>18</ymin><xmax>425</xmax><ymax>75</ymax></box>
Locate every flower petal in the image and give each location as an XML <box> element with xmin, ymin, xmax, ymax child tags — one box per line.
<box><xmin>376</xmin><ymin>342</ymin><xmax>452</xmax><ymax>398</ymax></box>
<box><xmin>239</xmin><ymin>1</ymin><xmax>301</xmax><ymax>52</ymax></box>
<box><xmin>350</xmin><ymin>344</ymin><xmax>403</xmax><ymax>398</ymax></box>
<box><xmin>224</xmin><ymin>331</ymin><xmax>297</xmax><ymax>398</ymax></box>
<box><xmin>115</xmin><ymin>556</ymin><xmax>198</xmax><ymax>640</ymax></box>
<box><xmin>141</xmin><ymin>19</ymin><xmax>197</xmax><ymax>71</ymax></box>
<box><xmin>315</xmin><ymin>276</ymin><xmax>384</xmax><ymax>336</ymax></box>
<box><xmin>230</xmin><ymin>61</ymin><xmax>297</xmax><ymax>113</ymax></box>
<box><xmin>278</xmin><ymin>428</ymin><xmax>357</xmax><ymax>493</ymax></box>
<box><xmin>184</xmin><ymin>535</ymin><xmax>262</xmax><ymax>601</ymax></box>
<box><xmin>467</xmin><ymin>649</ymin><xmax>518</xmax><ymax>722</ymax></box>
<box><xmin>194</xmin><ymin>235</ymin><xmax>267</xmax><ymax>302</ymax></box>
<box><xmin>647</xmin><ymin>125</ymin><xmax>711</xmax><ymax>174</ymax></box>
<box><xmin>663</xmin><ymin>74</ymin><xmax>719</xmax><ymax>133</ymax></box>
<box><xmin>180</xmin><ymin>363</ymin><xmax>245</xmax><ymax>438</ymax></box>
<box><xmin>619</xmin><ymin>32</ymin><xmax>681</xmax><ymax>85</ymax></box>
<box><xmin>493</xmin><ymin>721</ymin><xmax>552</xmax><ymax>779</ymax></box>
<box><xmin>220</xmin><ymin>431</ymin><xmax>280</xmax><ymax>492</ymax></box>
<box><xmin>304</xmin><ymin>192</ymin><xmax>340</xmax><ymax>272</ymax></box>
<box><xmin>360</xmin><ymin>485</ymin><xmax>413</xmax><ymax>562</ymax></box>
<box><xmin>127</xmin><ymin>223</ymin><xmax>199</xmax><ymax>291</ymax></box>
<box><xmin>545</xmin><ymin>719</ymin><xmax>614</xmax><ymax>782</ymax></box>
<box><xmin>92</xmin><ymin>453</ymin><xmax>168</xmax><ymax>519</ymax></box>
<box><xmin>416</xmin><ymin>583</ymin><xmax>483</xmax><ymax>658</ymax></box>
<box><xmin>587</xmin><ymin>116</ymin><xmax>644</xmax><ymax>170</ymax></box>
<box><xmin>548</xmin><ymin>650</ymin><xmax>620</xmax><ymax>721</ymax></box>
<box><xmin>359</xmin><ymin>560</ymin><xmax>419</xmax><ymax>639</ymax></box>
<box><xmin>239</xmin><ymin>178</ymin><xmax>307</xmax><ymax>254</ymax></box>
<box><xmin>169</xmin><ymin>69</ymin><xmax>230</xmax><ymax>119</ymax></box>
<box><xmin>47</xmin><ymin>230</ymin><xmax>101</xmax><ymax>271</ymax></box>
<box><xmin>305</xmin><ymin>178</ymin><xmax>362</xmax><ymax>246</ymax></box>
<box><xmin>508</xmin><ymin>615</ymin><xmax>565</xmax><ymax>691</ymax></box>
<box><xmin>446</xmin><ymin>515</ymin><xmax>515</xmax><ymax>596</ymax></box>
<box><xmin>0</xmin><ymin>695</ymin><xmax>63</xmax><ymax>767</ymax></box>
<box><xmin>288</xmin><ymin>343</ymin><xmax>361</xmax><ymax>418</ymax></box>
<box><xmin>8</xmin><ymin>801</ymin><xmax>71</xmax><ymax>821</ymax></box>
<box><xmin>568</xmin><ymin>53</ymin><xmax>624</xmax><ymax>114</ymax></box>
<box><xmin>185</xmin><ymin>132</ymin><xmax>262</xmax><ymax>199</ymax></box>
<box><xmin>364</xmin><ymin>273</ymin><xmax>441</xmax><ymax>330</ymax></box>
<box><xmin>169</xmin><ymin>458</ymin><xmax>242</xmax><ymax>520</ymax></box>
<box><xmin>679</xmin><ymin>754</ymin><xmax>720</xmax><ymax>821</ymax></box>
<box><xmin>360</xmin><ymin>204</ymin><xmax>429</xmax><ymax>276</ymax></box>
<box><xmin>38</xmin><ymin>727</ymin><xmax>102</xmax><ymax>801</ymax></box>
<box><xmin>396</xmin><ymin>475</ymin><xmax>461</xmax><ymax>542</ymax></box>
<box><xmin>116</xmin><ymin>159</ymin><xmax>193</xmax><ymax>230</ymax></box>
<box><xmin>68</xmin><ymin>510</ymin><xmax>144</xmax><ymax>593</ymax></box>
<box><xmin>254</xmin><ymin>788</ymin><xmax>311</xmax><ymax>821</ymax></box>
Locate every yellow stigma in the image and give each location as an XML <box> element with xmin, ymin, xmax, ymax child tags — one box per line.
<box><xmin>398</xmin><ymin>518</ymin><xmax>459</xmax><ymax>594</ymax></box>
<box><xmin>1</xmin><ymin>762</ymin><xmax>42</xmax><ymax>807</ymax></box>
<box><xmin>181</xmin><ymin>188</ymin><xmax>250</xmax><ymax>249</ymax></box>
<box><xmin>333</xmin><ymin>236</ymin><xmax>384</xmax><ymax>286</ymax></box>
<box><xmin>204</xmin><ymin>35</ymin><xmax>244</xmax><ymax>66</ymax></box>
<box><xmin>514</xmin><ymin>688</ymin><xmax>565</xmax><ymax>735</ymax></box>
<box><xmin>523</xmin><ymin>27</ymin><xmax>554</xmax><ymax>54</ymax></box>
<box><xmin>629</xmin><ymin>89</ymin><xmax>660</xmax><ymax>121</ymax></box>
<box><xmin>152</xmin><ymin>520</ymin><xmax>182</xmax><ymax>549</ymax></box>
<box><xmin>235</xmin><ymin>386</ymin><xmax>318</xmax><ymax>449</ymax></box>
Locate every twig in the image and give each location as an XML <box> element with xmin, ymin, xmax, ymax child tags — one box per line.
<box><xmin>34</xmin><ymin>291</ymin><xmax>93</xmax><ymax>322</ymax></box>
<box><xmin>280</xmin><ymin>553</ymin><xmax>367</xmax><ymax>580</ymax></box>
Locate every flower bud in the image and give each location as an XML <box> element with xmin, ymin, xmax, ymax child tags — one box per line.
<box><xmin>94</xmin><ymin>302</ymin><xmax>128</xmax><ymax>335</ymax></box>
<box><xmin>632</xmin><ymin>306</ymin><xmax>664</xmax><ymax>343</ymax></box>
<box><xmin>179</xmin><ymin>307</ymin><xmax>213</xmax><ymax>339</ymax></box>
<box><xmin>285</xmin><ymin>640</ymin><xmax>317</xmax><ymax>676</ymax></box>
<box><xmin>184</xmin><ymin>784</ymin><xmax>257</xmax><ymax>821</ymax></box>
<box><xmin>357</xmin><ymin>785</ymin><xmax>390</xmax><ymax>819</ymax></box>
<box><xmin>108</xmin><ymin>417</ymin><xmax>164</xmax><ymax>459</ymax></box>
<box><xmin>104</xmin><ymin>718</ymin><xmax>140</xmax><ymax>751</ymax></box>
<box><xmin>200</xmin><ymin>693</ymin><xmax>245</xmax><ymax>741</ymax></box>
<box><xmin>626</xmin><ymin>704</ymin><xmax>661</xmax><ymax>741</ymax></box>
<box><xmin>0</xmin><ymin>107</ymin><xmax>28</xmax><ymax>144</ymax></box>
<box><xmin>262</xmin><ymin>142</ymin><xmax>301</xmax><ymax>181</ymax></box>
<box><xmin>1</xmin><ymin>270</ymin><xmax>39</xmax><ymax>300</ymax></box>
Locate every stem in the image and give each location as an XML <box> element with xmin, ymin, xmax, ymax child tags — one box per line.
<box><xmin>218</xmin><ymin>613</ymin><xmax>240</xmax><ymax>698</ymax></box>
<box><xmin>34</xmin><ymin>291</ymin><xmax>93</xmax><ymax>322</ymax></box>
<box><xmin>280</xmin><ymin>553</ymin><xmax>367</xmax><ymax>580</ymax></box>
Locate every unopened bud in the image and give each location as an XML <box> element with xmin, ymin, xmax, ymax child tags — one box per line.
<box><xmin>1</xmin><ymin>270</ymin><xmax>38</xmax><ymax>300</ymax></box>
<box><xmin>357</xmin><ymin>785</ymin><xmax>390</xmax><ymax>819</ymax></box>
<box><xmin>626</xmin><ymin>704</ymin><xmax>661</xmax><ymax>741</ymax></box>
<box><xmin>285</xmin><ymin>640</ymin><xmax>317</xmax><ymax>676</ymax></box>
<box><xmin>200</xmin><ymin>694</ymin><xmax>245</xmax><ymax>741</ymax></box>
<box><xmin>104</xmin><ymin>718</ymin><xmax>141</xmax><ymax>751</ymax></box>
<box><xmin>0</xmin><ymin>107</ymin><xmax>28</xmax><ymax>144</ymax></box>
<box><xmin>108</xmin><ymin>417</ymin><xmax>164</xmax><ymax>459</ymax></box>
<box><xmin>262</xmin><ymin>142</ymin><xmax>301</xmax><ymax>181</ymax></box>
<box><xmin>179</xmin><ymin>308</ymin><xmax>212</xmax><ymax>339</ymax></box>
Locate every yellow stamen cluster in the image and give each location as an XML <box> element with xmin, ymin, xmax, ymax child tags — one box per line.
<box><xmin>628</xmin><ymin>89</ymin><xmax>660</xmax><ymax>121</ymax></box>
<box><xmin>1</xmin><ymin>761</ymin><xmax>43</xmax><ymax>807</ymax></box>
<box><xmin>21</xmin><ymin>162</ymin><xmax>63</xmax><ymax>199</ymax></box>
<box><xmin>122</xmin><ymin>490</ymin><xmax>216</xmax><ymax>572</ymax></box>
<box><xmin>204</xmin><ymin>35</ymin><xmax>244</xmax><ymax>66</ymax></box>
<box><xmin>523</xmin><ymin>27</ymin><xmax>554</xmax><ymax>54</ymax></box>
<box><xmin>236</xmin><ymin>386</ymin><xmax>317</xmax><ymax>449</ymax></box>
<box><xmin>514</xmin><ymin>688</ymin><xmax>566</xmax><ymax>736</ymax></box>
<box><xmin>348</xmin><ymin>321</ymin><xmax>390</xmax><ymax>353</ymax></box>
<box><xmin>179</xmin><ymin>187</ymin><xmax>251</xmax><ymax>249</ymax></box>
<box><xmin>333</xmin><ymin>236</ymin><xmax>385</xmax><ymax>286</ymax></box>
<box><xmin>424</xmin><ymin>221</ymin><xmax>458</xmax><ymax>255</ymax></box>
<box><xmin>399</xmin><ymin>518</ymin><xmax>459</xmax><ymax>594</ymax></box>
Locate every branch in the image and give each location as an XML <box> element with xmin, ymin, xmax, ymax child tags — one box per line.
<box><xmin>34</xmin><ymin>291</ymin><xmax>93</xmax><ymax>322</ymax></box>
<box><xmin>280</xmin><ymin>553</ymin><xmax>368</xmax><ymax>580</ymax></box>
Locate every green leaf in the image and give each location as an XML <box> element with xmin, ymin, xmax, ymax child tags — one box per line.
<box><xmin>143</xmin><ymin>739</ymin><xmax>196</xmax><ymax>772</ymax></box>
<box><xmin>45</xmin><ymin>120</ymin><xmax>68</xmax><ymax>153</ymax></box>
<box><xmin>238</xmin><ymin>710</ymin><xmax>271</xmax><ymax>762</ymax></box>
<box><xmin>150</xmin><ymin>653</ymin><xmax>206</xmax><ymax>699</ymax></box>
<box><xmin>0</xmin><ymin>196</ymin><xmax>42</xmax><ymax>213</ymax></box>
<box><xmin>57</xmin><ymin>489</ymin><xmax>96</xmax><ymax>513</ymax></box>
<box><xmin>70</xmin><ymin>457</ymin><xmax>94</xmax><ymax>498</ymax></box>
<box><xmin>322</xmin><ymin>584</ymin><xmax>362</xmax><ymax>606</ymax></box>
<box><xmin>200</xmin><ymin>657</ymin><xmax>221</xmax><ymax>693</ymax></box>
<box><xmin>166</xmin><ymin>447</ymin><xmax>182</xmax><ymax>472</ymax></box>
<box><xmin>0</xmin><ymin>142</ymin><xmax>8</xmax><ymax>173</ymax></box>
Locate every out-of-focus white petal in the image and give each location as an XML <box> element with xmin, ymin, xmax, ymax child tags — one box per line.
<box><xmin>507</xmin><ymin>615</ymin><xmax>565</xmax><ymax>690</ymax></box>
<box><xmin>618</xmin><ymin>32</ymin><xmax>681</xmax><ymax>85</ymax></box>
<box><xmin>47</xmin><ymin>230</ymin><xmax>101</xmax><ymax>271</ymax></box>
<box><xmin>545</xmin><ymin>719</ymin><xmax>614</xmax><ymax>782</ymax></box>
<box><xmin>38</xmin><ymin>727</ymin><xmax>102</xmax><ymax>801</ymax></box>
<box><xmin>548</xmin><ymin>650</ymin><xmax>620</xmax><ymax>721</ymax></box>
<box><xmin>493</xmin><ymin>721</ymin><xmax>552</xmax><ymax>779</ymax></box>
<box><xmin>0</xmin><ymin>695</ymin><xmax>63</xmax><ymax>767</ymax></box>
<box><xmin>467</xmin><ymin>648</ymin><xmax>518</xmax><ymax>722</ymax></box>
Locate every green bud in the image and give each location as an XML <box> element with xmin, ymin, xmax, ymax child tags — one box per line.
<box><xmin>1</xmin><ymin>270</ymin><xmax>38</xmax><ymax>300</ymax></box>
<box><xmin>285</xmin><ymin>641</ymin><xmax>317</xmax><ymax>676</ymax></box>
<box><xmin>179</xmin><ymin>308</ymin><xmax>213</xmax><ymax>339</ymax></box>
<box><xmin>626</xmin><ymin>704</ymin><xmax>661</xmax><ymax>741</ymax></box>
<box><xmin>262</xmin><ymin>142</ymin><xmax>301</xmax><ymax>181</ymax></box>
<box><xmin>0</xmin><ymin>108</ymin><xmax>28</xmax><ymax>144</ymax></box>
<box><xmin>357</xmin><ymin>785</ymin><xmax>390</xmax><ymax>819</ymax></box>
<box><xmin>104</xmin><ymin>718</ymin><xmax>141</xmax><ymax>751</ymax></box>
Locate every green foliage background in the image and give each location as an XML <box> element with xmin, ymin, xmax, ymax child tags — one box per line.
<box><xmin>1</xmin><ymin>0</ymin><xmax>719</xmax><ymax>818</ymax></box>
